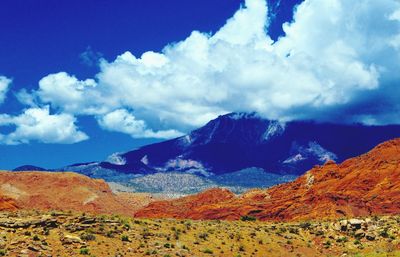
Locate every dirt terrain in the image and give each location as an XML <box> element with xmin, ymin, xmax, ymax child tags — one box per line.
<box><xmin>0</xmin><ymin>211</ymin><xmax>399</xmax><ymax>257</ymax></box>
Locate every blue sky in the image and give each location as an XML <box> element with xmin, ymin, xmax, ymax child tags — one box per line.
<box><xmin>0</xmin><ymin>0</ymin><xmax>399</xmax><ymax>169</ymax></box>
<box><xmin>0</xmin><ymin>0</ymin><xmax>301</xmax><ymax>168</ymax></box>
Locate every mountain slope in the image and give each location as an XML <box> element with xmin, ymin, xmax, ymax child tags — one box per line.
<box><xmin>0</xmin><ymin>196</ymin><xmax>17</xmax><ymax>211</ymax></box>
<box><xmin>0</xmin><ymin>171</ymin><xmax>149</xmax><ymax>215</ymax></box>
<box><xmin>135</xmin><ymin>138</ymin><xmax>400</xmax><ymax>221</ymax></box>
<box><xmin>64</xmin><ymin>113</ymin><xmax>400</xmax><ymax>177</ymax></box>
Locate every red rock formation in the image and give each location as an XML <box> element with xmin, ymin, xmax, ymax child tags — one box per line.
<box><xmin>0</xmin><ymin>171</ymin><xmax>139</xmax><ymax>215</ymax></box>
<box><xmin>0</xmin><ymin>196</ymin><xmax>17</xmax><ymax>211</ymax></box>
<box><xmin>135</xmin><ymin>138</ymin><xmax>400</xmax><ymax>221</ymax></box>
<box><xmin>135</xmin><ymin>188</ymin><xmax>235</xmax><ymax>219</ymax></box>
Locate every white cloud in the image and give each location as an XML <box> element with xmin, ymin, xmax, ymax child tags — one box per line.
<box><xmin>0</xmin><ymin>76</ymin><xmax>11</xmax><ymax>104</ymax></box>
<box><xmin>16</xmin><ymin>0</ymin><xmax>400</xmax><ymax>140</ymax></box>
<box><xmin>97</xmin><ymin>109</ymin><xmax>183</xmax><ymax>139</ymax></box>
<box><xmin>37</xmin><ymin>72</ymin><xmax>104</xmax><ymax>114</ymax></box>
<box><xmin>0</xmin><ymin>106</ymin><xmax>88</xmax><ymax>145</ymax></box>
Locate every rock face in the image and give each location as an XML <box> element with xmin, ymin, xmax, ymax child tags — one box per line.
<box><xmin>135</xmin><ymin>138</ymin><xmax>400</xmax><ymax>221</ymax></box>
<box><xmin>135</xmin><ymin>188</ymin><xmax>236</xmax><ymax>219</ymax></box>
<box><xmin>0</xmin><ymin>171</ymin><xmax>144</xmax><ymax>215</ymax></box>
<box><xmin>0</xmin><ymin>196</ymin><xmax>17</xmax><ymax>211</ymax></box>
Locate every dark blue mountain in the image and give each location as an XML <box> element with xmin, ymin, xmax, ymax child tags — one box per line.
<box><xmin>62</xmin><ymin>112</ymin><xmax>400</xmax><ymax>177</ymax></box>
<box><xmin>13</xmin><ymin>165</ymin><xmax>47</xmax><ymax>171</ymax></box>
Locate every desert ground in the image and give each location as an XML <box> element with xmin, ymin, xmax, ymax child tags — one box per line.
<box><xmin>0</xmin><ymin>211</ymin><xmax>399</xmax><ymax>257</ymax></box>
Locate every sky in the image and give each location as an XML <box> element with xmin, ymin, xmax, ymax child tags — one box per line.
<box><xmin>0</xmin><ymin>0</ymin><xmax>399</xmax><ymax>169</ymax></box>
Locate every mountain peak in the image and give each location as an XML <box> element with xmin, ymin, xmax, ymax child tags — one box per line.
<box><xmin>189</xmin><ymin>112</ymin><xmax>276</xmax><ymax>147</ymax></box>
<box><xmin>61</xmin><ymin>113</ymin><xmax>400</xmax><ymax>188</ymax></box>
<box><xmin>224</xmin><ymin>112</ymin><xmax>260</xmax><ymax>120</ymax></box>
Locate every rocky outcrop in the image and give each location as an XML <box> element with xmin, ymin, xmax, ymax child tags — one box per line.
<box><xmin>0</xmin><ymin>171</ymin><xmax>147</xmax><ymax>216</ymax></box>
<box><xmin>0</xmin><ymin>196</ymin><xmax>17</xmax><ymax>211</ymax></box>
<box><xmin>135</xmin><ymin>188</ymin><xmax>236</xmax><ymax>219</ymax></box>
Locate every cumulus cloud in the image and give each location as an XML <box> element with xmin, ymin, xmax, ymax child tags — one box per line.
<box><xmin>0</xmin><ymin>106</ymin><xmax>88</xmax><ymax>145</ymax></box>
<box><xmin>37</xmin><ymin>72</ymin><xmax>100</xmax><ymax>114</ymax></box>
<box><xmin>97</xmin><ymin>109</ymin><xmax>183</xmax><ymax>139</ymax></box>
<box><xmin>15</xmin><ymin>0</ymin><xmax>400</xmax><ymax>141</ymax></box>
<box><xmin>0</xmin><ymin>76</ymin><xmax>12</xmax><ymax>104</ymax></box>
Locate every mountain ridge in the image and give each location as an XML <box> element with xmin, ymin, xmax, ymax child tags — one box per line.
<box><xmin>134</xmin><ymin>138</ymin><xmax>400</xmax><ymax>221</ymax></box>
<box><xmin>64</xmin><ymin>112</ymin><xmax>400</xmax><ymax>175</ymax></box>
<box><xmin>13</xmin><ymin>112</ymin><xmax>400</xmax><ymax>194</ymax></box>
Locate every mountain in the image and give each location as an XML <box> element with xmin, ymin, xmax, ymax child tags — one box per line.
<box><xmin>13</xmin><ymin>165</ymin><xmax>47</xmax><ymax>171</ymax></box>
<box><xmin>16</xmin><ymin>112</ymin><xmax>400</xmax><ymax>194</ymax></box>
<box><xmin>135</xmin><ymin>138</ymin><xmax>400</xmax><ymax>221</ymax></box>
<box><xmin>64</xmin><ymin>112</ymin><xmax>400</xmax><ymax>176</ymax></box>
<box><xmin>0</xmin><ymin>171</ymin><xmax>152</xmax><ymax>215</ymax></box>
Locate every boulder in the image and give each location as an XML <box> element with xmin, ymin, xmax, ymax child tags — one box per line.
<box><xmin>339</xmin><ymin>220</ymin><xmax>348</xmax><ymax>231</ymax></box>
<box><xmin>332</xmin><ymin>222</ymin><xmax>342</xmax><ymax>231</ymax></box>
<box><xmin>366</xmin><ymin>233</ymin><xmax>376</xmax><ymax>241</ymax></box>
<box><xmin>354</xmin><ymin>229</ymin><xmax>365</xmax><ymax>239</ymax></box>
<box><xmin>62</xmin><ymin>235</ymin><xmax>83</xmax><ymax>244</ymax></box>
<box><xmin>348</xmin><ymin>219</ymin><xmax>363</xmax><ymax>229</ymax></box>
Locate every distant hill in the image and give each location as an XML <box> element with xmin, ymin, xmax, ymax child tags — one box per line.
<box><xmin>0</xmin><ymin>171</ymin><xmax>153</xmax><ymax>215</ymax></box>
<box><xmin>13</xmin><ymin>165</ymin><xmax>47</xmax><ymax>171</ymax></box>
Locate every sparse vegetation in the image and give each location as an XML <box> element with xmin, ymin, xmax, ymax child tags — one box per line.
<box><xmin>80</xmin><ymin>232</ymin><xmax>96</xmax><ymax>241</ymax></box>
<box><xmin>0</xmin><ymin>210</ymin><xmax>399</xmax><ymax>256</ymax></box>
<box><xmin>203</xmin><ymin>248</ymin><xmax>213</xmax><ymax>254</ymax></box>
<box><xmin>240</xmin><ymin>215</ymin><xmax>257</xmax><ymax>221</ymax></box>
<box><xmin>79</xmin><ymin>248</ymin><xmax>90</xmax><ymax>255</ymax></box>
<box><xmin>121</xmin><ymin>234</ymin><xmax>130</xmax><ymax>241</ymax></box>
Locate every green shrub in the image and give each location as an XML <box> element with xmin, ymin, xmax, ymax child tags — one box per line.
<box><xmin>80</xmin><ymin>232</ymin><xmax>96</xmax><ymax>241</ymax></box>
<box><xmin>323</xmin><ymin>240</ymin><xmax>331</xmax><ymax>248</ymax></box>
<box><xmin>336</xmin><ymin>236</ymin><xmax>348</xmax><ymax>243</ymax></box>
<box><xmin>299</xmin><ymin>222</ymin><xmax>311</xmax><ymax>229</ymax></box>
<box><xmin>121</xmin><ymin>234</ymin><xmax>129</xmax><ymax>241</ymax></box>
<box><xmin>240</xmin><ymin>215</ymin><xmax>256</xmax><ymax>221</ymax></box>
<box><xmin>198</xmin><ymin>232</ymin><xmax>209</xmax><ymax>240</ymax></box>
<box><xmin>203</xmin><ymin>249</ymin><xmax>213</xmax><ymax>254</ymax></box>
<box><xmin>79</xmin><ymin>248</ymin><xmax>90</xmax><ymax>255</ymax></box>
<box><xmin>379</xmin><ymin>229</ymin><xmax>389</xmax><ymax>238</ymax></box>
